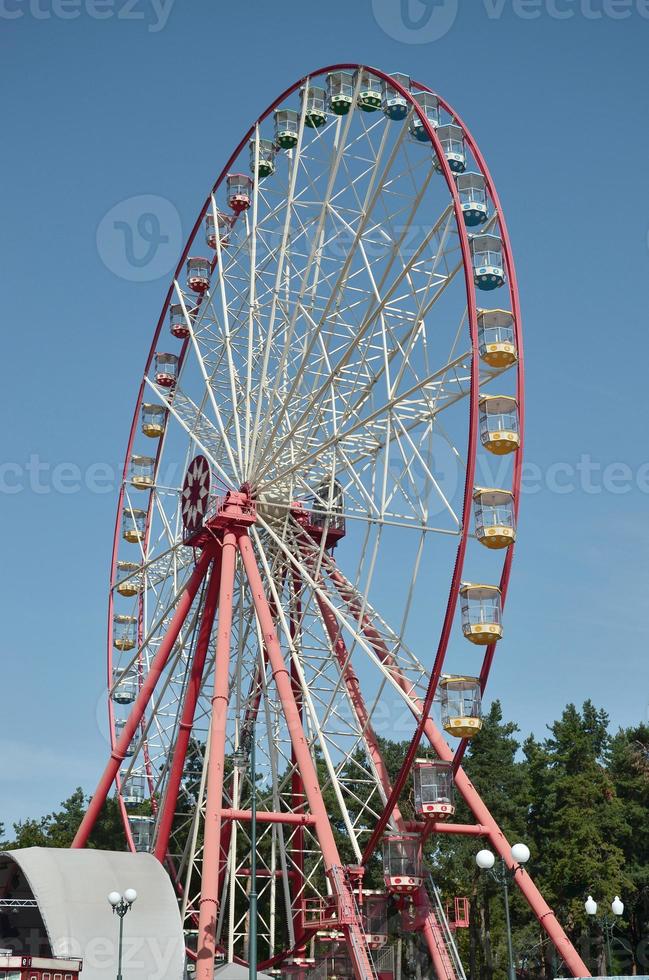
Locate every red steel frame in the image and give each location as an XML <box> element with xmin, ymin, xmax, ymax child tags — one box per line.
<box><xmin>81</xmin><ymin>63</ymin><xmax>589</xmax><ymax>980</ymax></box>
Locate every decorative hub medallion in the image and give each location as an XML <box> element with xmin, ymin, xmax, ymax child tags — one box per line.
<box><xmin>181</xmin><ymin>455</ymin><xmax>211</xmax><ymax>534</ymax></box>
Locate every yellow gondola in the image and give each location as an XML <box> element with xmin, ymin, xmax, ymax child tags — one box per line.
<box><xmin>479</xmin><ymin>394</ymin><xmax>519</xmax><ymax>455</ymax></box>
<box><xmin>116</xmin><ymin>560</ymin><xmax>143</xmax><ymax>596</ymax></box>
<box><xmin>122</xmin><ymin>507</ymin><xmax>146</xmax><ymax>543</ymax></box>
<box><xmin>141</xmin><ymin>403</ymin><xmax>166</xmax><ymax>439</ymax></box>
<box><xmin>473</xmin><ymin>487</ymin><xmax>516</xmax><ymax>549</ymax></box>
<box><xmin>440</xmin><ymin>675</ymin><xmax>483</xmax><ymax>738</ymax></box>
<box><xmin>478</xmin><ymin>309</ymin><xmax>517</xmax><ymax>367</ymax></box>
<box><xmin>113</xmin><ymin>613</ymin><xmax>136</xmax><ymax>651</ymax></box>
<box><xmin>129</xmin><ymin>454</ymin><xmax>155</xmax><ymax>489</ymax></box>
<box><xmin>460</xmin><ymin>582</ymin><xmax>503</xmax><ymax>644</ymax></box>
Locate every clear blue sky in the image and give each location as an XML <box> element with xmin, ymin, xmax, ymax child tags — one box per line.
<box><xmin>2</xmin><ymin>0</ymin><xmax>648</xmax><ymax>830</ymax></box>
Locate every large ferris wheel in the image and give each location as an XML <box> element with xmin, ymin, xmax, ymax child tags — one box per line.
<box><xmin>74</xmin><ymin>65</ymin><xmax>589</xmax><ymax>980</ymax></box>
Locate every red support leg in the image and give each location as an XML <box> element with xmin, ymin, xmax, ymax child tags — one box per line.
<box><xmin>328</xmin><ymin>563</ymin><xmax>591</xmax><ymax>979</ymax></box>
<box><xmin>238</xmin><ymin>533</ymin><xmax>377</xmax><ymax>980</ymax></box>
<box><xmin>73</xmin><ymin>549</ymin><xmax>214</xmax><ymax>849</ymax></box>
<box><xmin>290</xmin><ymin>571</ymin><xmax>307</xmax><ymax>950</ymax></box>
<box><xmin>154</xmin><ymin>552</ymin><xmax>223</xmax><ymax>862</ymax></box>
<box><xmin>312</xmin><ymin>577</ymin><xmax>454</xmax><ymax>980</ymax></box>
<box><xmin>196</xmin><ymin>530</ymin><xmax>238</xmax><ymax>980</ymax></box>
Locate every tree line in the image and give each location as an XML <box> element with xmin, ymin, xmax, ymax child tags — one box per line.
<box><xmin>1</xmin><ymin>699</ymin><xmax>647</xmax><ymax>980</ymax></box>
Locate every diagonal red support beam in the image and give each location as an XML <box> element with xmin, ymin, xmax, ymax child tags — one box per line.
<box><xmin>238</xmin><ymin>532</ymin><xmax>377</xmax><ymax>980</ymax></box>
<box><xmin>154</xmin><ymin>551</ymin><xmax>223</xmax><ymax>862</ymax></box>
<box><xmin>309</xmin><ymin>559</ymin><xmax>453</xmax><ymax>980</ymax></box>
<box><xmin>328</xmin><ymin>562</ymin><xmax>590</xmax><ymax>978</ymax></box>
<box><xmin>289</xmin><ymin>569</ymin><xmax>307</xmax><ymax>949</ymax></box>
<box><xmin>73</xmin><ymin>548</ymin><xmax>214</xmax><ymax>849</ymax></box>
<box><xmin>196</xmin><ymin>529</ymin><xmax>238</xmax><ymax>980</ymax></box>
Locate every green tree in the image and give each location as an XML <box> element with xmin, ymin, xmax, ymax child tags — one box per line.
<box><xmin>524</xmin><ymin>702</ymin><xmax>630</xmax><ymax>975</ymax></box>
<box><xmin>607</xmin><ymin>723</ymin><xmax>649</xmax><ymax>973</ymax></box>
<box><xmin>432</xmin><ymin>702</ymin><xmax>529</xmax><ymax>980</ymax></box>
<box><xmin>3</xmin><ymin>789</ymin><xmax>124</xmax><ymax>851</ymax></box>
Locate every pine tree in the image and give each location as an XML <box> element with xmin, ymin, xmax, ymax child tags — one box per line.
<box><xmin>4</xmin><ymin>789</ymin><xmax>124</xmax><ymax>851</ymax></box>
<box><xmin>607</xmin><ymin>723</ymin><xmax>649</xmax><ymax>973</ymax></box>
<box><xmin>524</xmin><ymin>702</ymin><xmax>630</xmax><ymax>975</ymax></box>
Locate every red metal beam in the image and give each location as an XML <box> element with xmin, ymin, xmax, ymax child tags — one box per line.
<box><xmin>404</xmin><ymin>821</ymin><xmax>489</xmax><ymax>837</ymax></box>
<box><xmin>219</xmin><ymin>809</ymin><xmax>317</xmax><ymax>826</ymax></box>
<box><xmin>196</xmin><ymin>530</ymin><xmax>237</xmax><ymax>980</ymax></box>
<box><xmin>154</xmin><ymin>553</ymin><xmax>222</xmax><ymax>862</ymax></box>
<box><xmin>73</xmin><ymin>548</ymin><xmax>213</xmax><ymax>849</ymax></box>
<box><xmin>309</xmin><ymin>556</ymin><xmax>453</xmax><ymax>980</ymax></box>
<box><xmin>238</xmin><ymin>532</ymin><xmax>376</xmax><ymax>980</ymax></box>
<box><xmin>329</xmin><ymin>564</ymin><xmax>590</xmax><ymax>978</ymax></box>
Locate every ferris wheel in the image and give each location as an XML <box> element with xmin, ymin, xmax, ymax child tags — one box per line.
<box><xmin>74</xmin><ymin>65</ymin><xmax>589</xmax><ymax>980</ymax></box>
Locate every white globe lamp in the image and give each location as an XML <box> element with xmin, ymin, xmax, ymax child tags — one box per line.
<box><xmin>476</xmin><ymin>849</ymin><xmax>496</xmax><ymax>870</ymax></box>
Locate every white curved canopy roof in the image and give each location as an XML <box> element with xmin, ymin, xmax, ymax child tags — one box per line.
<box><xmin>0</xmin><ymin>848</ymin><xmax>184</xmax><ymax>980</ymax></box>
<box><xmin>214</xmin><ymin>965</ymin><xmax>274</xmax><ymax>979</ymax></box>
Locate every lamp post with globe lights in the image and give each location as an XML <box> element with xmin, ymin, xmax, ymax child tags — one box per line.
<box><xmin>107</xmin><ymin>889</ymin><xmax>137</xmax><ymax>980</ymax></box>
<box><xmin>476</xmin><ymin>844</ymin><xmax>531</xmax><ymax>980</ymax></box>
<box><xmin>585</xmin><ymin>895</ymin><xmax>624</xmax><ymax>975</ymax></box>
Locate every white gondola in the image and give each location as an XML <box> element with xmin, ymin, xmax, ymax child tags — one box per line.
<box><xmin>169</xmin><ymin>302</ymin><xmax>191</xmax><ymax>339</ymax></box>
<box><xmin>114</xmin><ymin>719</ymin><xmax>134</xmax><ymax>757</ymax></box>
<box><xmin>327</xmin><ymin>70</ymin><xmax>354</xmax><ymax>115</ymax></box>
<box><xmin>456</xmin><ymin>172</ymin><xmax>488</xmax><ymax>226</ymax></box>
<box><xmin>355</xmin><ymin>69</ymin><xmax>382</xmax><ymax>111</ymax></box>
<box><xmin>381</xmin><ymin>72</ymin><xmax>411</xmax><ymax>120</ymax></box>
<box><xmin>205</xmin><ymin>211</ymin><xmax>231</xmax><ymax>250</ymax></box>
<box><xmin>362</xmin><ymin>892</ymin><xmax>389</xmax><ymax>948</ymax></box>
<box><xmin>440</xmin><ymin>676</ymin><xmax>483</xmax><ymax>738</ymax></box>
<box><xmin>129</xmin><ymin>814</ymin><xmax>154</xmax><ymax>851</ymax></box>
<box><xmin>186</xmin><ymin>256</ymin><xmax>210</xmax><ymax>293</ymax></box>
<box><xmin>413</xmin><ymin>759</ymin><xmax>455</xmax><ymax>818</ymax></box>
<box><xmin>249</xmin><ymin>137</ymin><xmax>276</xmax><ymax>177</ymax></box>
<box><xmin>154</xmin><ymin>351</ymin><xmax>178</xmax><ymax>388</ymax></box>
<box><xmin>120</xmin><ymin>772</ymin><xmax>145</xmax><ymax>807</ymax></box>
<box><xmin>226</xmin><ymin>173</ymin><xmax>252</xmax><ymax>213</ymax></box>
<box><xmin>478</xmin><ymin>309</ymin><xmax>517</xmax><ymax>367</ymax></box>
<box><xmin>460</xmin><ymin>583</ymin><xmax>502</xmax><ymax>644</ymax></box>
<box><xmin>433</xmin><ymin>123</ymin><xmax>466</xmax><ymax>173</ymax></box>
<box><xmin>113</xmin><ymin>613</ymin><xmax>136</xmax><ymax>651</ymax></box>
<box><xmin>301</xmin><ymin>85</ymin><xmax>327</xmax><ymax>128</ymax></box>
<box><xmin>382</xmin><ymin>833</ymin><xmax>424</xmax><ymax>894</ymax></box>
<box><xmin>122</xmin><ymin>506</ymin><xmax>146</xmax><ymax>543</ymax></box>
<box><xmin>471</xmin><ymin>234</ymin><xmax>505</xmax><ymax>290</ymax></box>
<box><xmin>409</xmin><ymin>91</ymin><xmax>439</xmax><ymax>141</ymax></box>
<box><xmin>116</xmin><ymin>560</ymin><xmax>143</xmax><ymax>596</ymax></box>
<box><xmin>309</xmin><ymin>478</ymin><xmax>346</xmax><ymax>548</ymax></box>
<box><xmin>129</xmin><ymin>454</ymin><xmax>154</xmax><ymax>490</ymax></box>
<box><xmin>479</xmin><ymin>394</ymin><xmax>519</xmax><ymax>454</ymax></box>
<box><xmin>141</xmin><ymin>403</ymin><xmax>166</xmax><ymax>439</ymax></box>
<box><xmin>112</xmin><ymin>667</ymin><xmax>137</xmax><ymax>704</ymax></box>
<box><xmin>275</xmin><ymin>108</ymin><xmax>299</xmax><ymax>149</ymax></box>
<box><xmin>473</xmin><ymin>488</ymin><xmax>516</xmax><ymax>549</ymax></box>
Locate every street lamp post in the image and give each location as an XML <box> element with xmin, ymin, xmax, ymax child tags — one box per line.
<box><xmin>249</xmin><ymin>727</ymin><xmax>257</xmax><ymax>980</ymax></box>
<box><xmin>476</xmin><ymin>843</ymin><xmax>530</xmax><ymax>980</ymax></box>
<box><xmin>234</xmin><ymin>721</ymin><xmax>257</xmax><ymax>980</ymax></box>
<box><xmin>107</xmin><ymin>889</ymin><xmax>137</xmax><ymax>980</ymax></box>
<box><xmin>585</xmin><ymin>894</ymin><xmax>624</xmax><ymax>975</ymax></box>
